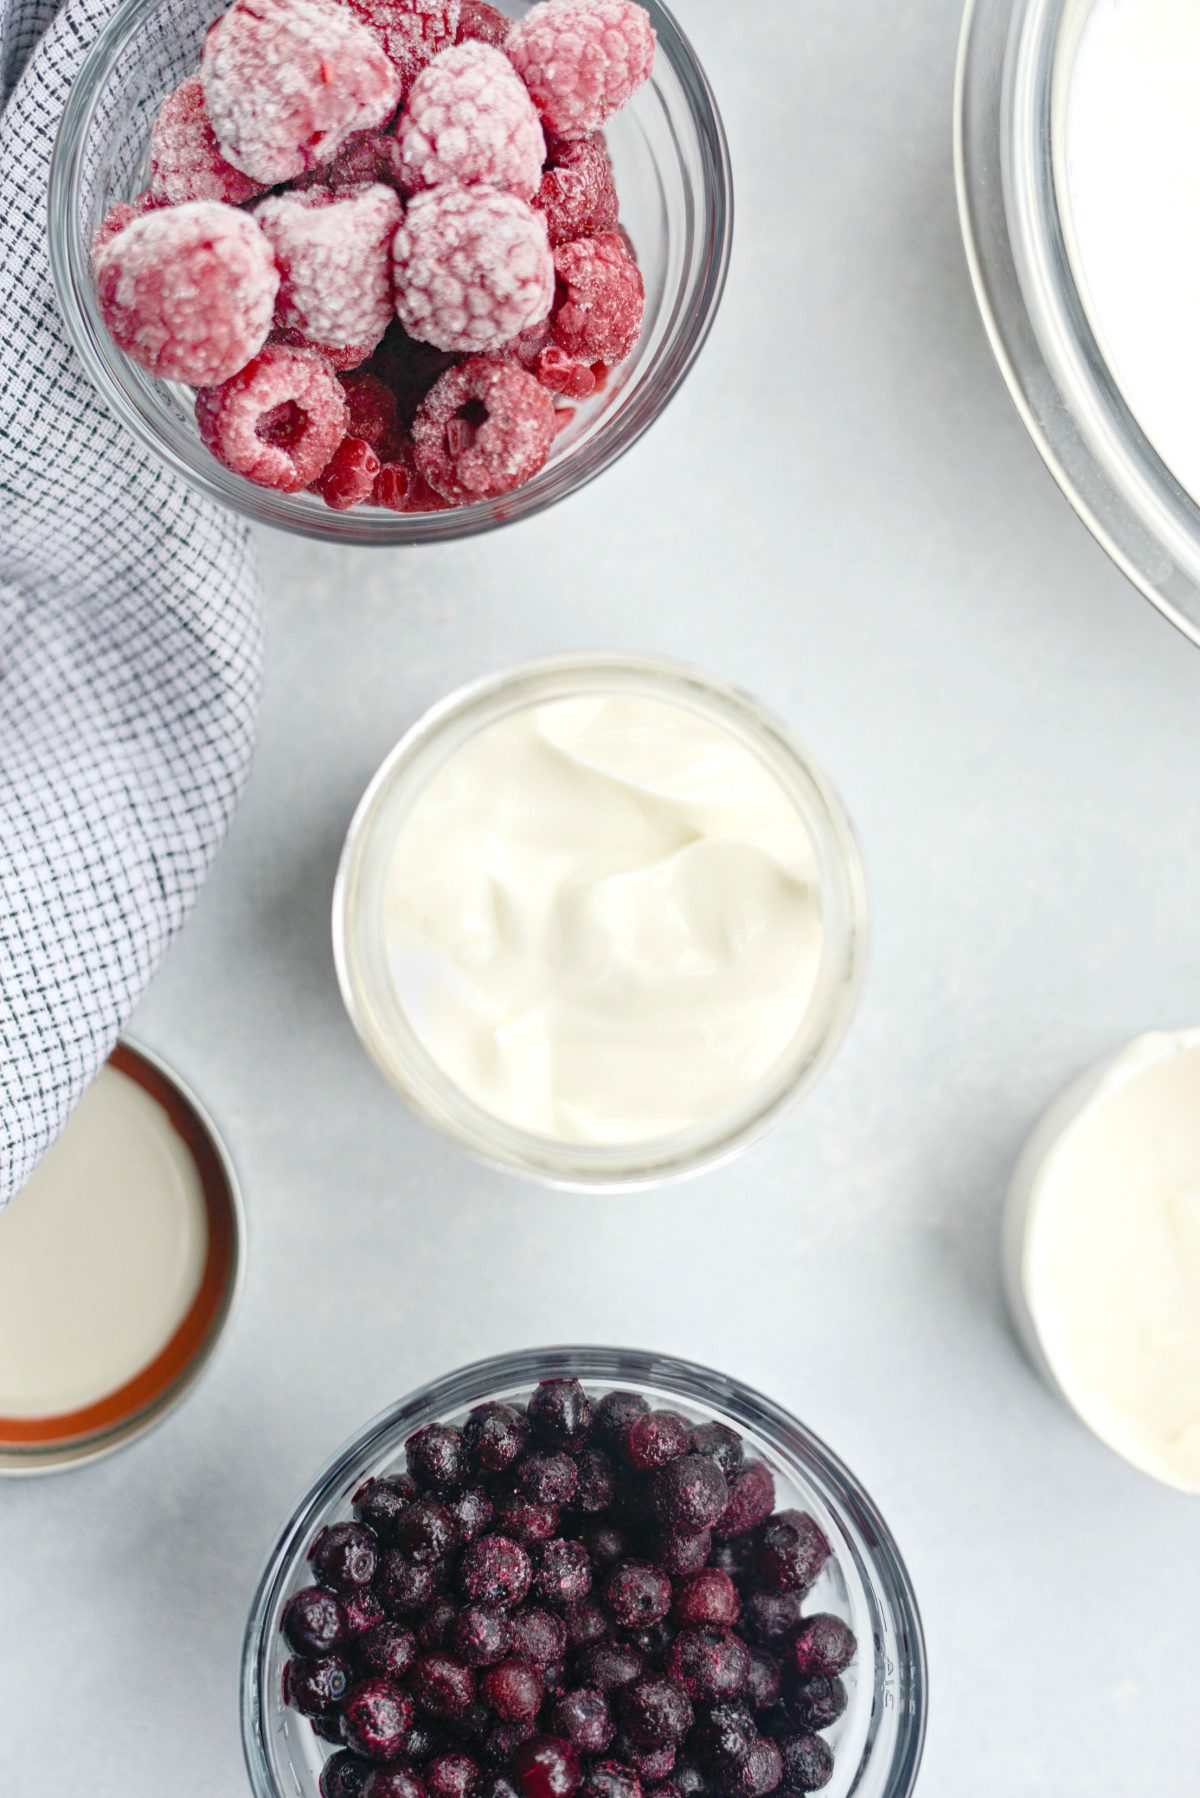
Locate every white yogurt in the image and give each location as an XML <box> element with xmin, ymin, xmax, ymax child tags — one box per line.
<box><xmin>381</xmin><ymin>693</ymin><xmax>824</xmax><ymax>1145</ymax></box>
<box><xmin>1006</xmin><ymin>1031</ymin><xmax>1200</xmax><ymax>1495</ymax></box>
<box><xmin>0</xmin><ymin>1064</ymin><xmax>208</xmax><ymax>1419</ymax></box>
<box><xmin>1065</xmin><ymin>0</ymin><xmax>1200</xmax><ymax>504</ymax></box>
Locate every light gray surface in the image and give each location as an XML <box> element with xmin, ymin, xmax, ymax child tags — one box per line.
<box><xmin>7</xmin><ymin>0</ymin><xmax>1200</xmax><ymax>1791</ymax></box>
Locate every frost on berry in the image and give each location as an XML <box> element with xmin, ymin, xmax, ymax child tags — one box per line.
<box><xmin>535</xmin><ymin>133</ymin><xmax>619</xmax><ymax>247</ymax></box>
<box><xmin>550</xmin><ymin>231</ymin><xmax>644</xmax><ymax>365</ymax></box>
<box><xmin>149</xmin><ymin>76</ymin><xmax>265</xmax><ymax>205</ymax></box>
<box><xmin>456</xmin><ymin>0</ymin><xmax>510</xmax><ymax>48</ymax></box>
<box><xmin>397</xmin><ymin>42</ymin><xmax>545</xmax><ymax>200</ymax></box>
<box><xmin>256</xmin><ymin>183</ymin><xmax>402</xmax><ymax>356</ymax></box>
<box><xmin>506</xmin><ymin>0</ymin><xmax>656</xmax><ymax>139</ymax></box>
<box><xmin>344</xmin><ymin>0</ymin><xmax>460</xmax><ymax>101</ymax></box>
<box><xmin>195</xmin><ymin>342</ymin><xmax>349</xmax><ymax>490</ymax></box>
<box><xmin>393</xmin><ymin>184</ymin><xmax>554</xmax><ymax>353</ymax></box>
<box><xmin>95</xmin><ymin>200</ymin><xmax>278</xmax><ymax>385</ymax></box>
<box><xmin>201</xmin><ymin>0</ymin><xmax>401</xmax><ymax>185</ymax></box>
<box><xmin>91</xmin><ymin>190</ymin><xmax>163</xmax><ymax>265</ymax></box>
<box><xmin>411</xmin><ymin>356</ymin><xmax>556</xmax><ymax>502</ymax></box>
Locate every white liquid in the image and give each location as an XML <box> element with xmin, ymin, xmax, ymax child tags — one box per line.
<box><xmin>1020</xmin><ymin>1033</ymin><xmax>1200</xmax><ymax>1494</ymax></box>
<box><xmin>0</xmin><ymin>1065</ymin><xmax>209</xmax><ymax>1419</ymax></box>
<box><xmin>383</xmin><ymin>693</ymin><xmax>824</xmax><ymax>1145</ymax></box>
<box><xmin>1066</xmin><ymin>0</ymin><xmax>1200</xmax><ymax>503</ymax></box>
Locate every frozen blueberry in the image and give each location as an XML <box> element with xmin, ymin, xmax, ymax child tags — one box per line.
<box><xmin>782</xmin><ymin>1675</ymin><xmax>846</xmax><ymax>1732</ymax></box>
<box><xmin>455</xmin><ymin>1604</ymin><xmax>511</xmax><ymax>1667</ymax></box>
<box><xmin>651</xmin><ymin>1457</ymin><xmax>728</xmax><ymax>1535</ymax></box>
<box><xmin>311</xmin><ymin>1523</ymin><xmax>379</xmax><ymax>1593</ymax></box>
<box><xmin>671</xmin><ymin>1768</ymin><xmax>709</xmax><ymax>1798</ymax></box>
<box><xmin>573</xmin><ymin>1449</ymin><xmax>616</xmax><ymax>1514</ymax></box>
<box><xmin>687</xmin><ymin>1424</ymin><xmax>745</xmax><ymax>1479</ymax></box>
<box><xmin>573</xmin><ymin>1643</ymin><xmax>644</xmax><ymax>1693</ymax></box>
<box><xmin>495</xmin><ymin>1491</ymin><xmax>561</xmax><ymax>1545</ymax></box>
<box><xmin>629</xmin><ymin>1750</ymin><xmax>675</xmax><ymax>1783</ymax></box>
<box><xmin>623</xmin><ymin>1414</ymin><xmax>689</xmax><ymax>1472</ymax></box>
<box><xmin>582</xmin><ymin>1521</ymin><xmax>629</xmax><ymax>1568</ymax></box>
<box><xmin>563</xmin><ymin>1601</ymin><xmax>610</xmax><ymax>1650</ymax></box>
<box><xmin>483</xmin><ymin>1777</ymin><xmax>524</xmax><ymax>1798</ymax></box>
<box><xmin>398</xmin><ymin>1722</ymin><xmax>443</xmax><ymax>1764</ymax></box>
<box><xmin>345</xmin><ymin>1589</ymin><xmax>387</xmax><ymax>1640</ymax></box>
<box><xmin>713</xmin><ymin>1467</ymin><xmax>776</xmax><ymax>1541</ymax></box>
<box><xmin>753</xmin><ymin>1515</ymin><xmax>830</xmax><ymax>1597</ymax></box>
<box><xmin>788</xmin><ymin>1615</ymin><xmax>855</xmax><ymax>1680</ymax></box>
<box><xmin>740</xmin><ymin>1593</ymin><xmax>802</xmax><ymax>1648</ymax></box>
<box><xmin>426</xmin><ymin>1752</ymin><xmax>484</xmax><ymax>1798</ymax></box>
<box><xmin>672</xmin><ymin>1570</ymin><xmax>739</xmax><ymax>1629</ymax></box>
<box><xmin>744</xmin><ymin>1650</ymin><xmax>781</xmax><ymax>1711</ymax></box>
<box><xmin>378</xmin><ymin>1551</ymin><xmax>444</xmax><ymax>1617</ymax></box>
<box><xmin>341</xmin><ymin>1679</ymin><xmax>415</xmax><ymax>1760</ymax></box>
<box><xmin>774</xmin><ymin>1734</ymin><xmax>832</xmax><ymax>1793</ymax></box>
<box><xmin>321</xmin><ymin>1750</ymin><xmax>373</xmax><ymax>1798</ymax></box>
<box><xmin>460</xmin><ymin>1538</ymin><xmax>533</xmax><ymax>1610</ymax></box>
<box><xmin>451</xmin><ymin>1488</ymin><xmax>497</xmax><ymax>1542</ymax></box>
<box><xmin>548</xmin><ymin>1686</ymin><xmax>614</xmax><ymax>1753</ymax></box>
<box><xmin>536</xmin><ymin>1540</ymin><xmax>592</xmax><ymax>1610</ymax></box>
<box><xmin>365</xmin><ymin>1774</ymin><xmax>429</xmax><ymax>1798</ymax></box>
<box><xmin>286</xmin><ymin>1653</ymin><xmax>352</xmax><ymax>1716</ymax></box>
<box><xmin>408</xmin><ymin>1425</ymin><xmax>468</xmax><ymax>1494</ymax></box>
<box><xmin>580</xmin><ymin>1765</ymin><xmax>642</xmax><ymax>1798</ymax></box>
<box><xmin>397</xmin><ymin>1496</ymin><xmax>460</xmax><ymax>1563</ymax></box>
<box><xmin>359</xmin><ymin>1620</ymin><xmax>419</xmax><ymax>1681</ymax></box>
<box><xmin>708</xmin><ymin>1539</ymin><xmax>755</xmax><ymax>1585</ymax></box>
<box><xmin>519</xmin><ymin>1454</ymin><xmax>580</xmax><ymax>1507</ymax></box>
<box><xmin>486</xmin><ymin>1718</ymin><xmax>540</xmax><ymax>1765</ymax></box>
<box><xmin>356</xmin><ymin>1474</ymin><xmax>421</xmax><ymax>1540</ymax></box>
<box><xmin>646</xmin><ymin>1784</ymin><xmax>682</xmax><ymax>1798</ymax></box>
<box><xmin>667</xmin><ymin>1629</ymin><xmax>750</xmax><ymax>1702</ymax></box>
<box><xmin>466</xmin><ymin>1404</ymin><xmax>530</xmax><ymax>1473</ymax></box>
<box><xmin>482</xmin><ymin>1658</ymin><xmax>545</xmax><ymax>1720</ymax></box>
<box><xmin>412</xmin><ymin>1652</ymin><xmax>477</xmax><ymax>1718</ymax></box>
<box><xmin>625</xmin><ymin>1623</ymin><xmax>675</xmax><ymax>1669</ymax></box>
<box><xmin>594</xmin><ymin>1392</ymin><xmax>649</xmax><ymax>1446</ymax></box>
<box><xmin>528</xmin><ymin>1380</ymin><xmax>593</xmax><ymax>1451</ymax></box>
<box><xmin>419</xmin><ymin>1599</ymin><xmax>462</xmax><ymax>1650</ymax></box>
<box><xmin>284</xmin><ymin>1586</ymin><xmax>347</xmax><ymax>1656</ymax></box>
<box><xmin>513</xmin><ymin>1735</ymin><xmax>582</xmax><ymax>1798</ymax></box>
<box><xmin>722</xmin><ymin>1740</ymin><xmax>782</xmax><ymax>1798</ymax></box>
<box><xmin>692</xmin><ymin>1700</ymin><xmax>757</xmax><ymax>1770</ymax></box>
<box><xmin>603</xmin><ymin>1564</ymin><xmax>672</xmax><ymax>1631</ymax></box>
<box><xmin>654</xmin><ymin>1530</ymin><xmax>711</xmax><ymax>1578</ymax></box>
<box><xmin>618</xmin><ymin>1679</ymin><xmax>692</xmax><ymax>1749</ymax></box>
<box><xmin>507</xmin><ymin>1606</ymin><xmax>567</xmax><ymax>1667</ymax></box>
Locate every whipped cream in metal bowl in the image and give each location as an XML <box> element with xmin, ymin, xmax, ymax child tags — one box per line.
<box><xmin>334</xmin><ymin>657</ymin><xmax>867</xmax><ymax>1187</ymax></box>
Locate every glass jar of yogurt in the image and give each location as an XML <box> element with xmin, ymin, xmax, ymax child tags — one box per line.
<box><xmin>333</xmin><ymin>656</ymin><xmax>868</xmax><ymax>1188</ymax></box>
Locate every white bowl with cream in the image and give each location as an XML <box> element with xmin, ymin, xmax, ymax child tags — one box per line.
<box><xmin>333</xmin><ymin>656</ymin><xmax>868</xmax><ymax>1188</ymax></box>
<box><xmin>1005</xmin><ymin>1030</ymin><xmax>1200</xmax><ymax>1496</ymax></box>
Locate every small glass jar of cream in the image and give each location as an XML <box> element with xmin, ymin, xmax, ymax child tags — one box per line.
<box><xmin>333</xmin><ymin>655</ymin><xmax>868</xmax><ymax>1188</ymax></box>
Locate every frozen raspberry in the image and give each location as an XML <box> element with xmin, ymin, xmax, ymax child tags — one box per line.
<box><xmin>270</xmin><ymin>327</ymin><xmax>376</xmax><ymax>372</ymax></box>
<box><xmin>294</xmin><ymin>128</ymin><xmax>406</xmax><ymax>191</ymax></box>
<box><xmin>506</xmin><ymin>0</ymin><xmax>654</xmax><ymax>139</ymax></box>
<box><xmin>550</xmin><ymin>233</ymin><xmax>643</xmax><ymax>366</ymax></box>
<box><xmin>412</xmin><ymin>357</ymin><xmax>555</xmax><ymax>501</ymax></box>
<box><xmin>339</xmin><ymin>367</ymin><xmax>405</xmax><ymax>454</ymax></box>
<box><xmin>397</xmin><ymin>43</ymin><xmax>544</xmax><ymax>200</ymax></box>
<box><xmin>149</xmin><ymin>76</ymin><xmax>265</xmax><ymax>205</ymax></box>
<box><xmin>201</xmin><ymin>0</ymin><xmax>401</xmax><ymax>186</ymax></box>
<box><xmin>91</xmin><ymin>189</ymin><xmax>162</xmax><ymax>263</ymax></box>
<box><xmin>393</xmin><ymin>185</ymin><xmax>553</xmax><ymax>353</ymax></box>
<box><xmin>257</xmin><ymin>183</ymin><xmax>402</xmax><ymax>358</ymax></box>
<box><xmin>372</xmin><ymin>450</ymin><xmax>454</xmax><ymax>511</ymax></box>
<box><xmin>457</xmin><ymin>0</ymin><xmax>510</xmax><ymax>47</ymax></box>
<box><xmin>315</xmin><ymin>434</ymin><xmax>382</xmax><ymax>507</ymax></box>
<box><xmin>95</xmin><ymin>201</ymin><xmax>277</xmax><ymax>385</ymax></box>
<box><xmin>345</xmin><ymin>0</ymin><xmax>460</xmax><ymax>100</ymax></box>
<box><xmin>196</xmin><ymin>343</ymin><xmax>348</xmax><ymax>490</ymax></box>
<box><xmin>535</xmin><ymin>135</ymin><xmax>618</xmax><ymax>247</ymax></box>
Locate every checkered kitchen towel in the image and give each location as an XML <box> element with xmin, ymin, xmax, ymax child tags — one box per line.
<box><xmin>0</xmin><ymin>0</ymin><xmax>262</xmax><ymax>1205</ymax></box>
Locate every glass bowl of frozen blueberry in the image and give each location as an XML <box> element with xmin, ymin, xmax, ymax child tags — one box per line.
<box><xmin>48</xmin><ymin>0</ymin><xmax>731</xmax><ymax>542</ymax></box>
<box><xmin>241</xmin><ymin>1350</ymin><xmax>926</xmax><ymax>1798</ymax></box>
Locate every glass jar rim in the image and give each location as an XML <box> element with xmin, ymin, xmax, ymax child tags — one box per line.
<box><xmin>241</xmin><ymin>1346</ymin><xmax>928</xmax><ymax>1798</ymax></box>
<box><xmin>331</xmin><ymin>652</ymin><xmax>870</xmax><ymax>1189</ymax></box>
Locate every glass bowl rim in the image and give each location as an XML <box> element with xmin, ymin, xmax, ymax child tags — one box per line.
<box><xmin>330</xmin><ymin>651</ymin><xmax>871</xmax><ymax>1191</ymax></box>
<box><xmin>954</xmin><ymin>0</ymin><xmax>1200</xmax><ymax>648</ymax></box>
<box><xmin>47</xmin><ymin>0</ymin><xmax>733</xmax><ymax>546</ymax></box>
<box><xmin>240</xmin><ymin>1345</ymin><xmax>928</xmax><ymax>1798</ymax></box>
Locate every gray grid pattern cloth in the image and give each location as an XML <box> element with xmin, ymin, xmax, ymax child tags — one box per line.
<box><xmin>0</xmin><ymin>0</ymin><xmax>262</xmax><ymax>1205</ymax></box>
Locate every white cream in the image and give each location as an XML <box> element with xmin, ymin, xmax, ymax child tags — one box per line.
<box><xmin>1007</xmin><ymin>1032</ymin><xmax>1200</xmax><ymax>1495</ymax></box>
<box><xmin>382</xmin><ymin>693</ymin><xmax>824</xmax><ymax>1145</ymax></box>
<box><xmin>0</xmin><ymin>1065</ymin><xmax>208</xmax><ymax>1419</ymax></box>
<box><xmin>1065</xmin><ymin>0</ymin><xmax>1200</xmax><ymax>504</ymax></box>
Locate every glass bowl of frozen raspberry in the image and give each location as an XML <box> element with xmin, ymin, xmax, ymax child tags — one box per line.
<box><xmin>48</xmin><ymin>0</ymin><xmax>731</xmax><ymax>542</ymax></box>
<box><xmin>241</xmin><ymin>1351</ymin><xmax>927</xmax><ymax>1798</ymax></box>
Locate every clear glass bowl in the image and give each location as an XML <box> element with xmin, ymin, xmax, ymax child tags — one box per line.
<box><xmin>48</xmin><ymin>0</ymin><xmax>731</xmax><ymax>544</ymax></box>
<box><xmin>241</xmin><ymin>1348</ymin><xmax>928</xmax><ymax>1798</ymax></box>
<box><xmin>955</xmin><ymin>0</ymin><xmax>1200</xmax><ymax>646</ymax></box>
<box><xmin>332</xmin><ymin>654</ymin><xmax>870</xmax><ymax>1189</ymax></box>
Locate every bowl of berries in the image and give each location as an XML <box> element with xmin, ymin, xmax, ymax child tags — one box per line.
<box><xmin>241</xmin><ymin>1351</ymin><xmax>927</xmax><ymax>1798</ymax></box>
<box><xmin>48</xmin><ymin>0</ymin><xmax>730</xmax><ymax>540</ymax></box>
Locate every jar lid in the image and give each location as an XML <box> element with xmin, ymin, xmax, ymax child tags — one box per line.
<box><xmin>0</xmin><ymin>1039</ymin><xmax>242</xmax><ymax>1474</ymax></box>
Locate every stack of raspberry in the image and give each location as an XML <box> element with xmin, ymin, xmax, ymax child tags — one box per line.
<box><xmin>93</xmin><ymin>0</ymin><xmax>655</xmax><ymax>511</ymax></box>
